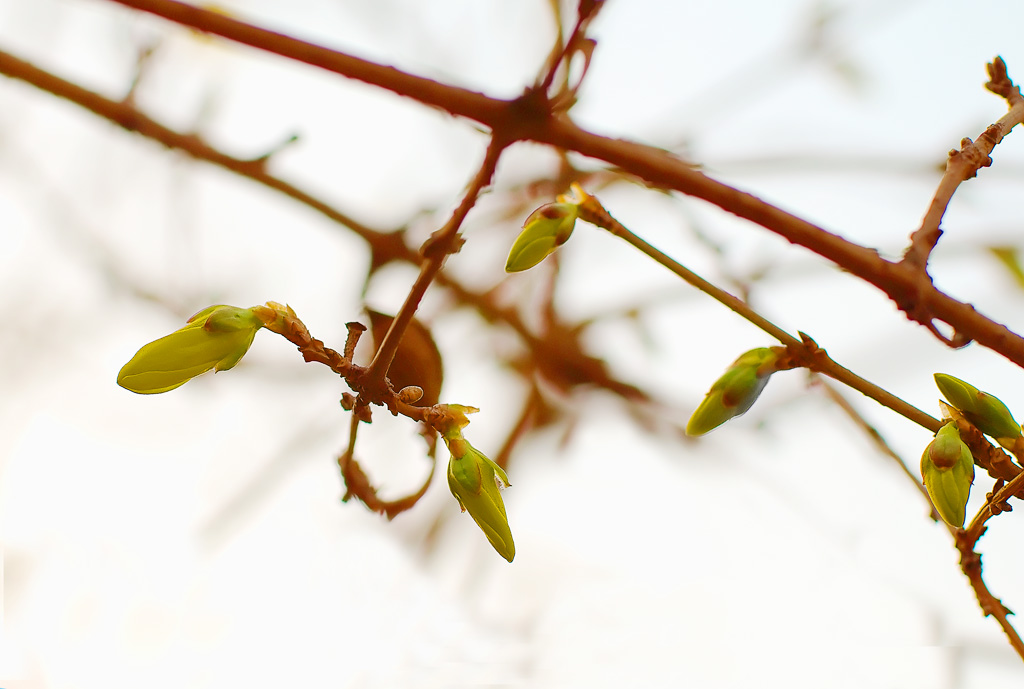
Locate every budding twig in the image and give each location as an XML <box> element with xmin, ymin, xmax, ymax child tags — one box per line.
<box><xmin>953</xmin><ymin>469</ymin><xmax>1024</xmax><ymax>659</ymax></box>
<box><xmin>902</xmin><ymin>58</ymin><xmax>1024</xmax><ymax>280</ymax></box>
<box><xmin>574</xmin><ymin>190</ymin><xmax>941</xmax><ymax>434</ymax></box>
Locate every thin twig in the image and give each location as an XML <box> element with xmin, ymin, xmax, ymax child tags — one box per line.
<box><xmin>953</xmin><ymin>469</ymin><xmax>1024</xmax><ymax>661</ymax></box>
<box><xmin>575</xmin><ymin>194</ymin><xmax>941</xmax><ymax>433</ymax></box>
<box><xmin>0</xmin><ymin>48</ymin><xmax>391</xmax><ymax>247</ymax></box>
<box><xmin>362</xmin><ymin>136</ymin><xmax>509</xmax><ymax>404</ymax></box>
<box><xmin>955</xmin><ymin>540</ymin><xmax>1024</xmax><ymax>661</ymax></box>
<box><xmin>903</xmin><ymin>58</ymin><xmax>1024</xmax><ymax>270</ymax></box>
<box><xmin>962</xmin><ymin>469</ymin><xmax>1024</xmax><ymax>549</ymax></box>
<box><xmin>536</xmin><ymin>0</ymin><xmax>603</xmax><ymax>95</ymax></box>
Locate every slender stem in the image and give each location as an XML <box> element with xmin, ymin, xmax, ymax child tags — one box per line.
<box><xmin>577</xmin><ymin>198</ymin><xmax>941</xmax><ymax>433</ymax></box>
<box><xmin>363</xmin><ymin>136</ymin><xmax>509</xmax><ymax>396</ymax></box>
<box><xmin>958</xmin><ymin>548</ymin><xmax>1024</xmax><ymax>661</ymax></box>
<box><xmin>337</xmin><ymin>410</ymin><xmax>361</xmax><ymax>496</ymax></box>
<box><xmin>0</xmin><ymin>48</ymin><xmax>398</xmax><ymax>249</ymax></box>
<box><xmin>952</xmin><ymin>469</ymin><xmax>1024</xmax><ymax>662</ymax></box>
<box><xmin>536</xmin><ymin>0</ymin><xmax>601</xmax><ymax>95</ymax></box>
<box><xmin>964</xmin><ymin>470</ymin><xmax>1024</xmax><ymax>547</ymax></box>
<box><xmin>903</xmin><ymin>57</ymin><xmax>1024</xmax><ymax>269</ymax></box>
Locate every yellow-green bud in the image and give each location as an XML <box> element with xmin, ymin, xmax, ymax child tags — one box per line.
<box><xmin>686</xmin><ymin>347</ymin><xmax>781</xmax><ymax>436</ymax></box>
<box><xmin>445</xmin><ymin>436</ymin><xmax>515</xmax><ymax>562</ymax></box>
<box><xmin>934</xmin><ymin>373</ymin><xmax>1022</xmax><ymax>445</ymax></box>
<box><xmin>504</xmin><ymin>201</ymin><xmax>579</xmax><ymax>273</ymax></box>
<box><xmin>921</xmin><ymin>422</ymin><xmax>975</xmax><ymax>528</ymax></box>
<box><xmin>117</xmin><ymin>305</ymin><xmax>263</xmax><ymax>394</ymax></box>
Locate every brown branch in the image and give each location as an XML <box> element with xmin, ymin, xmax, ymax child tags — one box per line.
<box><xmin>814</xmin><ymin>354</ymin><xmax>1024</xmax><ymax>658</ymax></box>
<box><xmin>30</xmin><ymin>3</ymin><xmax>1024</xmax><ymax>371</ymax></box>
<box><xmin>536</xmin><ymin>0</ymin><xmax>603</xmax><ymax>97</ymax></box>
<box><xmin>903</xmin><ymin>57</ymin><xmax>1024</xmax><ymax>270</ymax></box>
<box><xmin>337</xmin><ymin>409</ymin><xmax>439</xmax><ymax>520</ymax></box>
<box><xmin>962</xmin><ymin>472</ymin><xmax>1024</xmax><ymax>547</ymax></box>
<box><xmin>816</xmin><ymin>377</ymin><xmax>1024</xmax><ymax>659</ymax></box>
<box><xmin>955</xmin><ymin>540</ymin><xmax>1024</xmax><ymax>660</ymax></box>
<box><xmin>954</xmin><ymin>470</ymin><xmax>1024</xmax><ymax>661</ymax></box>
<box><xmin>253</xmin><ymin>303</ymin><xmax>354</xmax><ymax>376</ymax></box>
<box><xmin>361</xmin><ymin>136</ymin><xmax>509</xmax><ymax>405</ymax></box>
<box><xmin>0</xmin><ymin>48</ymin><xmax>399</xmax><ymax>254</ymax></box>
<box><xmin>542</xmin><ymin>117</ymin><xmax>1024</xmax><ymax>367</ymax></box>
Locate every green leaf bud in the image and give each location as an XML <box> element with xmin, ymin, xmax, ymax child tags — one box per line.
<box><xmin>921</xmin><ymin>422</ymin><xmax>975</xmax><ymax>528</ymax></box>
<box><xmin>686</xmin><ymin>347</ymin><xmax>781</xmax><ymax>436</ymax></box>
<box><xmin>504</xmin><ymin>201</ymin><xmax>579</xmax><ymax>273</ymax></box>
<box><xmin>445</xmin><ymin>436</ymin><xmax>515</xmax><ymax>562</ymax></box>
<box><xmin>117</xmin><ymin>305</ymin><xmax>264</xmax><ymax>394</ymax></box>
<box><xmin>934</xmin><ymin>373</ymin><xmax>1021</xmax><ymax>444</ymax></box>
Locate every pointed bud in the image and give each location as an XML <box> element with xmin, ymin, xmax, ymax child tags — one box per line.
<box><xmin>934</xmin><ymin>373</ymin><xmax>1021</xmax><ymax>445</ymax></box>
<box><xmin>117</xmin><ymin>305</ymin><xmax>264</xmax><ymax>394</ymax></box>
<box><xmin>444</xmin><ymin>435</ymin><xmax>514</xmax><ymax>562</ymax></box>
<box><xmin>921</xmin><ymin>422</ymin><xmax>975</xmax><ymax>528</ymax></box>
<box><xmin>686</xmin><ymin>347</ymin><xmax>782</xmax><ymax>436</ymax></box>
<box><xmin>504</xmin><ymin>201</ymin><xmax>579</xmax><ymax>273</ymax></box>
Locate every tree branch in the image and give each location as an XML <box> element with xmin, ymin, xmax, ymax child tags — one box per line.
<box><xmin>89</xmin><ymin>1</ymin><xmax>1024</xmax><ymax>372</ymax></box>
<box><xmin>902</xmin><ymin>57</ymin><xmax>1024</xmax><ymax>272</ymax></box>
<box><xmin>955</xmin><ymin>470</ymin><xmax>1024</xmax><ymax>660</ymax></box>
<box><xmin>362</xmin><ymin>135</ymin><xmax>509</xmax><ymax>404</ymax></box>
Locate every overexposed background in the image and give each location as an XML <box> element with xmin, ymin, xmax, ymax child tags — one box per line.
<box><xmin>4</xmin><ymin>0</ymin><xmax>1024</xmax><ymax>686</ymax></box>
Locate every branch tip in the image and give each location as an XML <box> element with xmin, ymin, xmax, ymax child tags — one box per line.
<box><xmin>986</xmin><ymin>56</ymin><xmax>1023</xmax><ymax>105</ymax></box>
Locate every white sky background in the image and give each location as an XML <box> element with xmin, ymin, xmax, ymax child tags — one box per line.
<box><xmin>4</xmin><ymin>0</ymin><xmax>1024</xmax><ymax>687</ymax></box>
